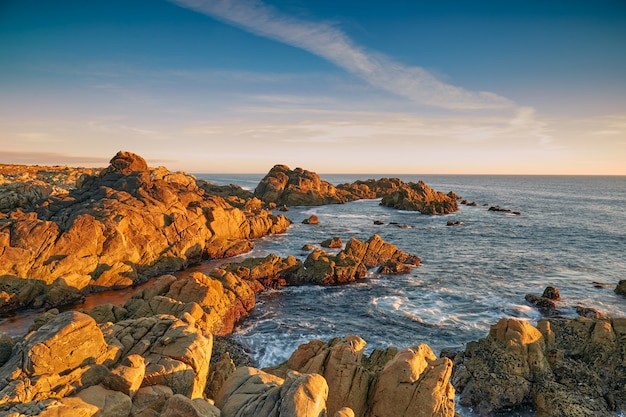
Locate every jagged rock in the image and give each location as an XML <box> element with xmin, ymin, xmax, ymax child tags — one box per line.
<box><xmin>576</xmin><ymin>305</ymin><xmax>603</xmax><ymax>318</ymax></box>
<box><xmin>336</xmin><ymin>178</ymin><xmax>404</xmax><ymax>199</ymax></box>
<box><xmin>265</xmin><ymin>336</ymin><xmax>455</xmax><ymax>417</ymax></box>
<box><xmin>3</xmin><ymin>397</ymin><xmax>100</xmax><ymax>417</ymax></box>
<box><xmin>379</xmin><ymin>180</ymin><xmax>458</xmax><ymax>214</ymax></box>
<box><xmin>295</xmin><ymin>234</ymin><xmax>420</xmax><ymax>285</ymax></box>
<box><xmin>216</xmin><ymin>254</ymin><xmax>304</xmax><ymax>291</ymax></box>
<box><xmin>0</xmin><ymin>151</ymin><xmax>290</xmax><ymax>314</ymax></box>
<box><xmin>320</xmin><ymin>237</ymin><xmax>342</xmax><ymax>249</ymax></box>
<box><xmin>86</xmin><ymin>303</ymin><xmax>129</xmax><ymax>324</ymax></box>
<box><xmin>102</xmin><ymin>314</ymin><xmax>213</xmax><ymax>399</ymax></box>
<box><xmin>254</xmin><ymin>165</ymin><xmax>347</xmax><ymax>206</ymax></box>
<box><xmin>302</xmin><ymin>215</ymin><xmax>319</xmax><ymax>225</ymax></box>
<box><xmin>542</xmin><ymin>286</ymin><xmax>560</xmax><ymax>300</ymax></box>
<box><xmin>369</xmin><ymin>344</ymin><xmax>455</xmax><ymax>417</ymax></box>
<box><xmin>525</xmin><ymin>293</ymin><xmax>558</xmax><ymax>313</ymax></box>
<box><xmin>123</xmin><ymin>272</ymin><xmax>255</xmax><ymax>336</ymax></box>
<box><xmin>616</xmin><ymin>280</ymin><xmax>626</xmax><ymax>295</ymax></box>
<box><xmin>452</xmin><ymin>317</ymin><xmax>626</xmax><ymax>416</ymax></box>
<box><xmin>216</xmin><ymin>367</ymin><xmax>328</xmax><ymax>417</ymax></box>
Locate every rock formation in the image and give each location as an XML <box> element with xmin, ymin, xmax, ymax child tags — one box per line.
<box><xmin>254</xmin><ymin>164</ymin><xmax>349</xmax><ymax>206</ymax></box>
<box><xmin>452</xmin><ymin>317</ymin><xmax>626</xmax><ymax>416</ymax></box>
<box><xmin>0</xmin><ymin>151</ymin><xmax>290</xmax><ymax>313</ymax></box>
<box><xmin>616</xmin><ymin>280</ymin><xmax>626</xmax><ymax>296</ymax></box>
<box><xmin>380</xmin><ymin>180</ymin><xmax>458</xmax><ymax>214</ymax></box>
<box><xmin>0</xmin><ymin>164</ymin><xmax>101</xmax><ymax>214</ymax></box>
<box><xmin>263</xmin><ymin>336</ymin><xmax>456</xmax><ymax>417</ymax></box>
<box><xmin>297</xmin><ymin>234</ymin><xmax>421</xmax><ymax>285</ymax></box>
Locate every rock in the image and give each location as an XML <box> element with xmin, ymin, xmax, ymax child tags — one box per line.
<box><xmin>334</xmin><ymin>407</ymin><xmax>355</xmax><ymax>417</ymax></box>
<box><xmin>102</xmin><ymin>315</ymin><xmax>213</xmax><ymax>398</ymax></box>
<box><xmin>0</xmin><ymin>151</ymin><xmax>290</xmax><ymax>314</ymax></box>
<box><xmin>77</xmin><ymin>385</ymin><xmax>132</xmax><ymax>417</ymax></box>
<box><xmin>3</xmin><ymin>397</ymin><xmax>100</xmax><ymax>417</ymax></box>
<box><xmin>576</xmin><ymin>305</ymin><xmax>604</xmax><ymax>318</ymax></box>
<box><xmin>369</xmin><ymin>344</ymin><xmax>455</xmax><ymax>417</ymax></box>
<box><xmin>265</xmin><ymin>336</ymin><xmax>455</xmax><ymax>417</ymax></box>
<box><xmin>216</xmin><ymin>367</ymin><xmax>328</xmax><ymax>417</ymax></box>
<box><xmin>321</xmin><ymin>237</ymin><xmax>342</xmax><ymax>249</ymax></box>
<box><xmin>453</xmin><ymin>317</ymin><xmax>626</xmax><ymax>416</ymax></box>
<box><xmin>254</xmin><ymin>164</ymin><xmax>347</xmax><ymax>206</ymax></box>
<box><xmin>301</xmin><ymin>244</ymin><xmax>315</xmax><ymax>251</ymax></box>
<box><xmin>160</xmin><ymin>394</ymin><xmax>221</xmax><ymax>417</ymax></box>
<box><xmin>121</xmin><ymin>271</ymin><xmax>255</xmax><ymax>336</ymax></box>
<box><xmin>373</xmin><ymin>220</ymin><xmax>384</xmax><ymax>225</ymax></box>
<box><xmin>216</xmin><ymin>254</ymin><xmax>304</xmax><ymax>291</ymax></box>
<box><xmin>380</xmin><ymin>180</ymin><xmax>458</xmax><ymax>214</ymax></box>
<box><xmin>206</xmin><ymin>353</ymin><xmax>237</xmax><ymax>401</ymax></box>
<box><xmin>0</xmin><ymin>333</ymin><xmax>15</xmax><ymax>367</ymax></box>
<box><xmin>446</xmin><ymin>220</ymin><xmax>463</xmax><ymax>226</ymax></box>
<box><xmin>542</xmin><ymin>286</ymin><xmax>560</xmax><ymax>300</ymax></box>
<box><xmin>296</xmin><ymin>234</ymin><xmax>420</xmax><ymax>285</ymax></box>
<box><xmin>488</xmin><ymin>205</ymin><xmax>521</xmax><ymax>215</ymax></box>
<box><xmin>278</xmin><ymin>204</ymin><xmax>289</xmax><ymax>212</ymax></box>
<box><xmin>103</xmin><ymin>354</ymin><xmax>145</xmax><ymax>398</ymax></box>
<box><xmin>302</xmin><ymin>215</ymin><xmax>319</xmax><ymax>225</ymax></box>
<box><xmin>616</xmin><ymin>280</ymin><xmax>626</xmax><ymax>295</ymax></box>
<box><xmin>28</xmin><ymin>308</ymin><xmax>60</xmax><ymax>332</ymax></box>
<box><xmin>525</xmin><ymin>293</ymin><xmax>558</xmax><ymax>314</ymax></box>
<box><xmin>130</xmin><ymin>385</ymin><xmax>173</xmax><ymax>416</ymax></box>
<box><xmin>336</xmin><ymin>178</ymin><xmax>405</xmax><ymax>200</ymax></box>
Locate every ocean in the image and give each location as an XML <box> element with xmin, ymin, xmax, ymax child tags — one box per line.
<box><xmin>196</xmin><ymin>174</ymin><xmax>625</xmax><ymax>368</ymax></box>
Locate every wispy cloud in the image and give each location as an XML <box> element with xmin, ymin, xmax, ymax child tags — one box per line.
<box><xmin>169</xmin><ymin>0</ymin><xmax>515</xmax><ymax>110</ymax></box>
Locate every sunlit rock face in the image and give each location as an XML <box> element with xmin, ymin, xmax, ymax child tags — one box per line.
<box><xmin>0</xmin><ymin>151</ymin><xmax>290</xmax><ymax>313</ymax></box>
<box><xmin>254</xmin><ymin>164</ymin><xmax>350</xmax><ymax>206</ymax></box>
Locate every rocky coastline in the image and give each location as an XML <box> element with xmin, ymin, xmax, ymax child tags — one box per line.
<box><xmin>1</xmin><ymin>152</ymin><xmax>624</xmax><ymax>416</ymax></box>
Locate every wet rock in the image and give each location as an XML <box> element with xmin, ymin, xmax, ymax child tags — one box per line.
<box><xmin>296</xmin><ymin>234</ymin><xmax>420</xmax><ymax>285</ymax></box>
<box><xmin>302</xmin><ymin>215</ymin><xmax>319</xmax><ymax>225</ymax></box>
<box><xmin>488</xmin><ymin>205</ymin><xmax>521</xmax><ymax>215</ymax></box>
<box><xmin>525</xmin><ymin>287</ymin><xmax>560</xmax><ymax>314</ymax></box>
<box><xmin>615</xmin><ymin>280</ymin><xmax>626</xmax><ymax>295</ymax></box>
<box><xmin>576</xmin><ymin>305</ymin><xmax>603</xmax><ymax>318</ymax></box>
<box><xmin>373</xmin><ymin>220</ymin><xmax>384</xmax><ymax>225</ymax></box>
<box><xmin>542</xmin><ymin>286</ymin><xmax>561</xmax><ymax>300</ymax></box>
<box><xmin>301</xmin><ymin>244</ymin><xmax>315</xmax><ymax>251</ymax></box>
<box><xmin>321</xmin><ymin>237</ymin><xmax>342</xmax><ymax>249</ymax></box>
<box><xmin>446</xmin><ymin>220</ymin><xmax>463</xmax><ymax>226</ymax></box>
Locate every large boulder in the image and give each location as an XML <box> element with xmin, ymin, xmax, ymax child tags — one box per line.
<box><xmin>0</xmin><ymin>151</ymin><xmax>290</xmax><ymax>313</ymax></box>
<box><xmin>216</xmin><ymin>366</ymin><xmax>328</xmax><ymax>417</ymax></box>
<box><xmin>452</xmin><ymin>317</ymin><xmax>626</xmax><ymax>416</ymax></box>
<box><xmin>254</xmin><ymin>164</ymin><xmax>348</xmax><ymax>206</ymax></box>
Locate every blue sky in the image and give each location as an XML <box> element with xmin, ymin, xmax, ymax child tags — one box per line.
<box><xmin>1</xmin><ymin>0</ymin><xmax>625</xmax><ymax>174</ymax></box>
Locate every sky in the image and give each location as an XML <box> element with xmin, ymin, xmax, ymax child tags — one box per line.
<box><xmin>1</xmin><ymin>0</ymin><xmax>625</xmax><ymax>174</ymax></box>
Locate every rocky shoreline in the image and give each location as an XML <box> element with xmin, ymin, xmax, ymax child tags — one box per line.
<box><xmin>1</xmin><ymin>152</ymin><xmax>625</xmax><ymax>416</ymax></box>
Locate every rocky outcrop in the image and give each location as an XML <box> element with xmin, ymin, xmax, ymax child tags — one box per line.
<box><xmin>0</xmin><ymin>164</ymin><xmax>101</xmax><ymax>214</ymax></box>
<box><xmin>525</xmin><ymin>286</ymin><xmax>561</xmax><ymax>314</ymax></box>
<box><xmin>616</xmin><ymin>280</ymin><xmax>626</xmax><ymax>296</ymax></box>
<box><xmin>336</xmin><ymin>178</ymin><xmax>405</xmax><ymax>200</ymax></box>
<box><xmin>452</xmin><ymin>317</ymin><xmax>626</xmax><ymax>416</ymax></box>
<box><xmin>254</xmin><ymin>165</ymin><xmax>348</xmax><ymax>206</ymax></box>
<box><xmin>297</xmin><ymin>234</ymin><xmax>421</xmax><ymax>285</ymax></box>
<box><xmin>121</xmin><ymin>271</ymin><xmax>255</xmax><ymax>336</ymax></box>
<box><xmin>264</xmin><ymin>336</ymin><xmax>455</xmax><ymax>417</ymax></box>
<box><xmin>380</xmin><ymin>180</ymin><xmax>458</xmax><ymax>214</ymax></box>
<box><xmin>0</xmin><ymin>151</ymin><xmax>290</xmax><ymax>313</ymax></box>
